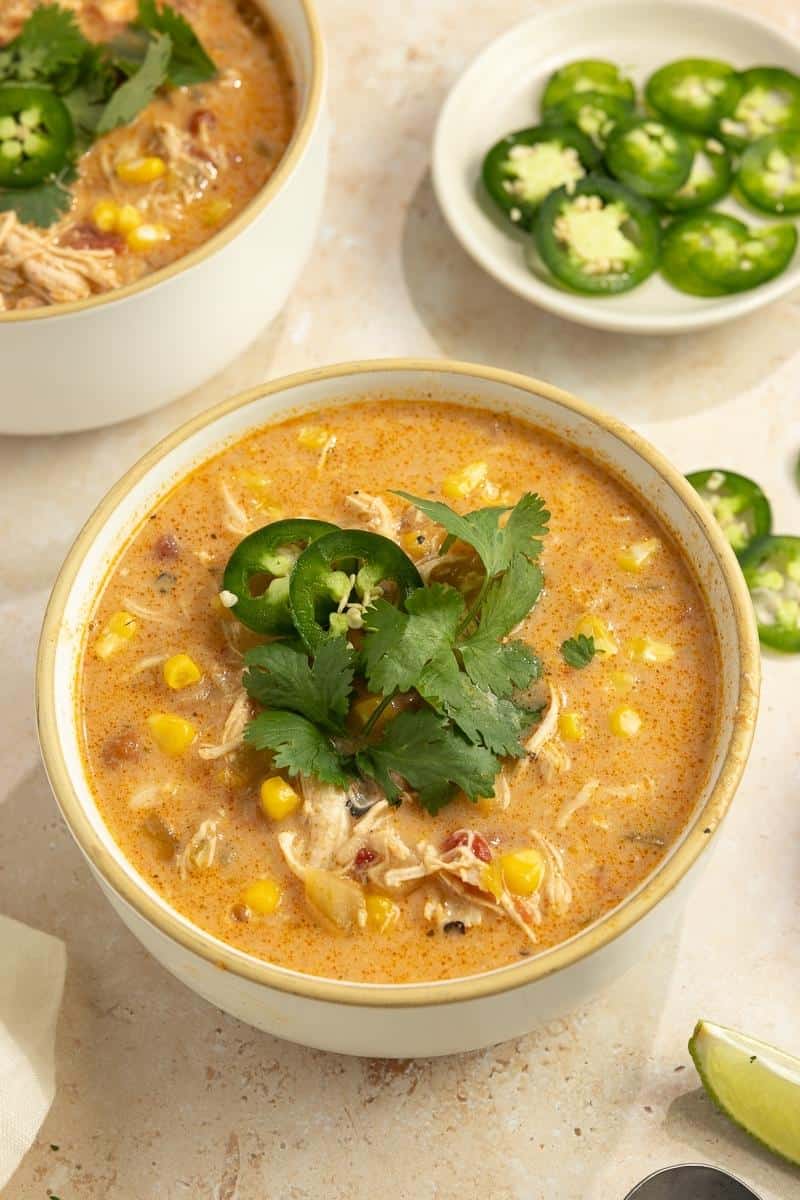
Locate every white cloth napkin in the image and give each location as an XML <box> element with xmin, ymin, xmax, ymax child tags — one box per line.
<box><xmin>0</xmin><ymin>914</ymin><xmax>66</xmax><ymax>1191</ymax></box>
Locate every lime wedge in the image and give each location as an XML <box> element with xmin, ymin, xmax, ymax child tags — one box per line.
<box><xmin>689</xmin><ymin>1019</ymin><xmax>800</xmax><ymax>1166</ymax></box>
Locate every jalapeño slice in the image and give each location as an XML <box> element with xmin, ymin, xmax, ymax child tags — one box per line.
<box><xmin>661</xmin><ymin>211</ymin><xmax>797</xmax><ymax>296</ymax></box>
<box><xmin>542</xmin><ymin>90</ymin><xmax>633</xmax><ymax>151</ymax></box>
<box><xmin>661</xmin><ymin>135</ymin><xmax>732</xmax><ymax>212</ymax></box>
<box><xmin>719</xmin><ymin>67</ymin><xmax>800</xmax><ymax>150</ymax></box>
<box><xmin>740</xmin><ymin>535</ymin><xmax>800</xmax><ymax>653</ymax></box>
<box><xmin>289</xmin><ymin>530</ymin><xmax>423</xmax><ymax>651</ymax></box>
<box><xmin>223</xmin><ymin>518</ymin><xmax>338</xmax><ymax>634</ymax></box>
<box><xmin>482</xmin><ymin>124</ymin><xmax>600</xmax><ymax>229</ymax></box>
<box><xmin>541</xmin><ymin>60</ymin><xmax>635</xmax><ymax>111</ymax></box>
<box><xmin>534</xmin><ymin>176</ymin><xmax>660</xmax><ymax>295</ymax></box>
<box><xmin>605</xmin><ymin>116</ymin><xmax>694</xmax><ymax>198</ymax></box>
<box><xmin>686</xmin><ymin>469</ymin><xmax>772</xmax><ymax>556</ymax></box>
<box><xmin>645</xmin><ymin>59</ymin><xmax>742</xmax><ymax>133</ymax></box>
<box><xmin>738</xmin><ymin>130</ymin><xmax>800</xmax><ymax>215</ymax></box>
<box><xmin>0</xmin><ymin>86</ymin><xmax>74</xmax><ymax>188</ymax></box>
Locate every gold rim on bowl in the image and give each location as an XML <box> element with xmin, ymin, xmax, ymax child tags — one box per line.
<box><xmin>0</xmin><ymin>0</ymin><xmax>325</xmax><ymax>326</ymax></box>
<box><xmin>36</xmin><ymin>359</ymin><xmax>761</xmax><ymax>1007</ymax></box>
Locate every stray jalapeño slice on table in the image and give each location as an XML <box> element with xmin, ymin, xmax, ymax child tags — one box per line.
<box><xmin>740</xmin><ymin>535</ymin><xmax>800</xmax><ymax>653</ymax></box>
<box><xmin>686</xmin><ymin>469</ymin><xmax>772</xmax><ymax>556</ymax></box>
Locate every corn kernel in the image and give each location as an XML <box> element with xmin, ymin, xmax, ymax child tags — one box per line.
<box><xmin>559</xmin><ymin>711</ymin><xmax>585</xmax><ymax>741</ymax></box>
<box><xmin>235</xmin><ymin>468</ymin><xmax>281</xmax><ymax>516</ymax></box>
<box><xmin>480</xmin><ymin>860</ymin><xmax>505</xmax><ymax>901</ymax></box>
<box><xmin>475</xmin><ymin>795</ymin><xmax>495</xmax><ymax>816</ymax></box>
<box><xmin>116</xmin><ymin>203</ymin><xmax>142</xmax><ymax>234</ymax></box>
<box><xmin>609</xmin><ymin>705</ymin><xmax>642</xmax><ymax>738</ymax></box>
<box><xmin>163</xmin><ymin>653</ymin><xmax>203</xmax><ymax>690</ymax></box>
<box><xmin>400</xmin><ymin>529</ymin><xmax>428</xmax><ymax>559</ymax></box>
<box><xmin>126</xmin><ymin>223</ymin><xmax>171</xmax><ymax>252</ymax></box>
<box><xmin>575</xmin><ymin>613</ymin><xmax>618</xmax><ymax>657</ymax></box>
<box><xmin>627</xmin><ymin>636</ymin><xmax>675</xmax><ymax>665</ymax></box>
<box><xmin>365</xmin><ymin>893</ymin><xmax>400</xmax><ymax>933</ymax></box>
<box><xmin>500</xmin><ymin>849</ymin><xmax>545</xmax><ymax>896</ymax></box>
<box><xmin>147</xmin><ymin>712</ymin><xmax>197</xmax><ymax>756</ymax></box>
<box><xmin>94</xmin><ymin>609</ymin><xmax>137</xmax><ymax>660</ymax></box>
<box><xmin>91</xmin><ymin>199</ymin><xmax>119</xmax><ymax>232</ymax></box>
<box><xmin>259</xmin><ymin>777</ymin><xmax>301</xmax><ymax>821</ymax></box>
<box><xmin>200</xmin><ymin>197</ymin><xmax>233</xmax><ymax>227</ymax></box>
<box><xmin>617</xmin><ymin>538</ymin><xmax>661</xmax><ymax>572</ymax></box>
<box><xmin>242</xmin><ymin>878</ymin><xmax>282</xmax><ymax>915</ymax></box>
<box><xmin>115</xmin><ymin>155</ymin><xmax>167</xmax><ymax>184</ymax></box>
<box><xmin>609</xmin><ymin>669</ymin><xmax>634</xmax><ymax>693</ymax></box>
<box><xmin>442</xmin><ymin>461</ymin><xmax>488</xmax><ymax>500</ymax></box>
<box><xmin>297</xmin><ymin>424</ymin><xmax>332</xmax><ymax>451</ymax></box>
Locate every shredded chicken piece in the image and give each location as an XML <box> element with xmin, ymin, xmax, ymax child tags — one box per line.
<box><xmin>128</xmin><ymin>781</ymin><xmax>178</xmax><ymax>811</ymax></box>
<box><xmin>556</xmin><ymin>777</ymin><xmax>655</xmax><ymax>830</ymax></box>
<box><xmin>334</xmin><ymin>801</ymin><xmax>391</xmax><ymax>867</ymax></box>
<box><xmin>177</xmin><ymin>818</ymin><xmax>221</xmax><ymax>879</ymax></box>
<box><xmin>416</xmin><ymin>548</ymin><xmax>471</xmax><ymax>583</ymax></box>
<box><xmin>523</xmin><ymin>684</ymin><xmax>560</xmax><ymax>755</ymax></box>
<box><xmin>424</xmin><ymin>885</ymin><xmax>485</xmax><ymax>931</ymax></box>
<box><xmin>220</xmin><ymin>481</ymin><xmax>251</xmax><ymax>536</ymax></box>
<box><xmin>130</xmin><ymin>653</ymin><xmax>168</xmax><ymax>676</ymax></box>
<box><xmin>344</xmin><ymin>492</ymin><xmax>399</xmax><ymax>540</ymax></box>
<box><xmin>301</xmin><ymin>777</ymin><xmax>352</xmax><ymax>868</ymax></box>
<box><xmin>145</xmin><ymin>120</ymin><xmax>224</xmax><ymax>209</ymax></box>
<box><xmin>316</xmin><ymin>435</ymin><xmax>337</xmax><ymax>472</ymax></box>
<box><xmin>120</xmin><ymin>595</ymin><xmax>179</xmax><ymax>626</ymax></box>
<box><xmin>0</xmin><ymin>211</ymin><xmax>122</xmax><ymax>310</ymax></box>
<box><xmin>198</xmin><ymin>690</ymin><xmax>250</xmax><ymax>760</ymax></box>
<box><xmin>494</xmin><ymin>771</ymin><xmax>512</xmax><ymax>811</ymax></box>
<box><xmin>556</xmin><ymin>779</ymin><xmax>601</xmax><ymax>830</ymax></box>
<box><xmin>530</xmin><ymin>829</ymin><xmax>572</xmax><ymax>915</ymax></box>
<box><xmin>537</xmin><ymin>739</ymin><xmax>573</xmax><ymax>782</ymax></box>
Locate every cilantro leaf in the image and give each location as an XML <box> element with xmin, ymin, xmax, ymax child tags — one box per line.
<box><xmin>362</xmin><ymin>583</ymin><xmax>463</xmax><ymax>694</ymax></box>
<box><xmin>96</xmin><ymin>32</ymin><xmax>171</xmax><ymax>134</ymax></box>
<box><xmin>460</xmin><ymin>636</ymin><xmax>540</xmax><ymax>698</ymax></box>
<box><xmin>244</xmin><ymin>711</ymin><xmax>351</xmax><ymax>787</ymax></box>
<box><xmin>0</xmin><ymin>170</ymin><xmax>75</xmax><ymax>228</ymax></box>
<box><xmin>2</xmin><ymin>5</ymin><xmax>90</xmax><ymax>84</ymax></box>
<box><xmin>478</xmin><ymin>554</ymin><xmax>544</xmax><ymax>639</ymax></box>
<box><xmin>136</xmin><ymin>0</ymin><xmax>216</xmax><ymax>85</ymax></box>
<box><xmin>357</xmin><ymin>709</ymin><xmax>499</xmax><ymax>811</ymax></box>
<box><xmin>561</xmin><ymin>634</ymin><xmax>596</xmax><ymax>669</ymax></box>
<box><xmin>243</xmin><ymin>638</ymin><xmax>354</xmax><ymax>732</ymax></box>
<box><xmin>394</xmin><ymin>491</ymin><xmax>549</xmax><ymax>577</ymax></box>
<box><xmin>417</xmin><ymin>649</ymin><xmax>536</xmax><ymax>758</ymax></box>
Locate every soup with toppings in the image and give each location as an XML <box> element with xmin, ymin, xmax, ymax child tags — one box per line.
<box><xmin>0</xmin><ymin>0</ymin><xmax>294</xmax><ymax>311</ymax></box>
<box><xmin>79</xmin><ymin>400</ymin><xmax>721</xmax><ymax>984</ymax></box>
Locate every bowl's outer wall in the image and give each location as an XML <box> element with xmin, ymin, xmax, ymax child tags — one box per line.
<box><xmin>38</xmin><ymin>363</ymin><xmax>759</xmax><ymax>1056</ymax></box>
<box><xmin>98</xmin><ymin>859</ymin><xmax>693</xmax><ymax>1057</ymax></box>
<box><xmin>0</xmin><ymin>0</ymin><xmax>328</xmax><ymax>435</ymax></box>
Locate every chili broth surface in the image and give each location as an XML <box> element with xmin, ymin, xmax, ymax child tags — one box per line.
<box><xmin>79</xmin><ymin>400</ymin><xmax>721</xmax><ymax>984</ymax></box>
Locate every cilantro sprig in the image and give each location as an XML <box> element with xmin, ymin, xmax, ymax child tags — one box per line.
<box><xmin>239</xmin><ymin>491</ymin><xmax>550</xmax><ymax>815</ymax></box>
<box><xmin>560</xmin><ymin>634</ymin><xmax>596</xmax><ymax>669</ymax></box>
<box><xmin>0</xmin><ymin>2</ymin><xmax>216</xmax><ymax>226</ymax></box>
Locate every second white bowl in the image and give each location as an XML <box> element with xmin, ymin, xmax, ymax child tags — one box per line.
<box><xmin>432</xmin><ymin>0</ymin><xmax>800</xmax><ymax>335</ymax></box>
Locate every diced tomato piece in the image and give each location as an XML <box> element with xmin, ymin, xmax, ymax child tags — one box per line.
<box><xmin>440</xmin><ymin>829</ymin><xmax>492</xmax><ymax>863</ymax></box>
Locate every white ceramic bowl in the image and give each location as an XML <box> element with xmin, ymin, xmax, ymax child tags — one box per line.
<box><xmin>432</xmin><ymin>0</ymin><xmax>800</xmax><ymax>335</ymax></box>
<box><xmin>37</xmin><ymin>360</ymin><xmax>760</xmax><ymax>1057</ymax></box>
<box><xmin>0</xmin><ymin>0</ymin><xmax>328</xmax><ymax>436</ymax></box>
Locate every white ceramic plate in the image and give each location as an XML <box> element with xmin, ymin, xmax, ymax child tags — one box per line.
<box><xmin>432</xmin><ymin>0</ymin><xmax>800</xmax><ymax>335</ymax></box>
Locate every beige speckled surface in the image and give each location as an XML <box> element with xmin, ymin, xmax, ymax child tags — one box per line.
<box><xmin>2</xmin><ymin>1</ymin><xmax>800</xmax><ymax>1196</ymax></box>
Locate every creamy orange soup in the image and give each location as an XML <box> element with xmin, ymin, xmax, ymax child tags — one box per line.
<box><xmin>79</xmin><ymin>401</ymin><xmax>721</xmax><ymax>984</ymax></box>
<box><xmin>0</xmin><ymin>0</ymin><xmax>294</xmax><ymax>310</ymax></box>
